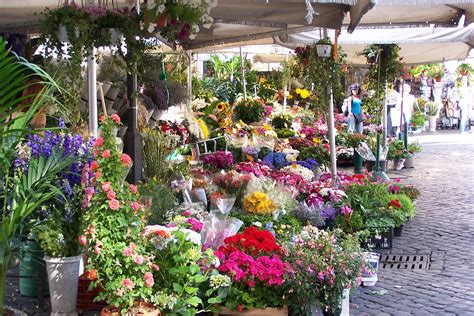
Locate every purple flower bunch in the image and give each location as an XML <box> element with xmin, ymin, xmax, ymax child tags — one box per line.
<box><xmin>262</xmin><ymin>153</ymin><xmax>287</xmax><ymax>169</ymax></box>
<box><xmin>202</xmin><ymin>151</ymin><xmax>234</xmax><ymax>171</ymax></box>
<box><xmin>281</xmin><ymin>158</ymin><xmax>319</xmax><ymax>171</ymax></box>
<box><xmin>18</xmin><ymin>126</ymin><xmax>94</xmax><ymax>196</ymax></box>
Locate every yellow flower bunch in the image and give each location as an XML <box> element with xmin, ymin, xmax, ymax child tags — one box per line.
<box><xmin>295</xmin><ymin>88</ymin><xmax>311</xmax><ymax>99</ymax></box>
<box><xmin>243</xmin><ymin>191</ymin><xmax>276</xmax><ymax>215</ymax></box>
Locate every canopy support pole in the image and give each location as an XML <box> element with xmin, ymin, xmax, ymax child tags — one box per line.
<box><xmin>239</xmin><ymin>47</ymin><xmax>247</xmax><ymax>100</ymax></box>
<box><xmin>283</xmin><ymin>54</ymin><xmax>288</xmax><ymax>112</ymax></box>
<box><xmin>187</xmin><ymin>50</ymin><xmax>193</xmax><ymax>110</ymax></box>
<box><xmin>87</xmin><ymin>49</ymin><xmax>98</xmax><ymax>137</ymax></box>
<box><xmin>328</xmin><ymin>85</ymin><xmax>338</xmax><ymax>183</ymax></box>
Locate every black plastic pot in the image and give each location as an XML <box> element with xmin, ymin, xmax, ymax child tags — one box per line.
<box><xmin>394</xmin><ymin>225</ymin><xmax>404</xmax><ymax>237</ymax></box>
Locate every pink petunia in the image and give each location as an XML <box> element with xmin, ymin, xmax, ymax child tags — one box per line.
<box><xmin>133</xmin><ymin>255</ymin><xmax>144</xmax><ymax>265</ymax></box>
<box><xmin>102</xmin><ymin>150</ymin><xmax>111</xmax><ymax>158</ymax></box>
<box><xmin>129</xmin><ymin>184</ymin><xmax>138</xmax><ymax>194</ymax></box>
<box><xmin>123</xmin><ymin>247</ymin><xmax>133</xmax><ymax>257</ymax></box>
<box><xmin>120</xmin><ymin>153</ymin><xmax>133</xmax><ymax>167</ymax></box>
<box><xmin>144</xmin><ymin>272</ymin><xmax>154</xmax><ymax>287</ymax></box>
<box><xmin>131</xmin><ymin>201</ymin><xmax>140</xmax><ymax>212</ymax></box>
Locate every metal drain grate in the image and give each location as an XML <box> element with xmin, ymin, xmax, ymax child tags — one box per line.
<box><xmin>379</xmin><ymin>254</ymin><xmax>431</xmax><ymax>270</ymax></box>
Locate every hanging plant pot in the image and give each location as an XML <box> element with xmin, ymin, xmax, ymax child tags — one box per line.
<box><xmin>316</xmin><ymin>44</ymin><xmax>332</xmax><ymax>58</ymax></box>
<box><xmin>57</xmin><ymin>24</ymin><xmax>80</xmax><ymax>42</ymax></box>
<box><xmin>156</xmin><ymin>11</ymin><xmax>169</xmax><ymax>29</ymax></box>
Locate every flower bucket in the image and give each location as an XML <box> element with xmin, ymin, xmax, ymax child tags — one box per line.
<box><xmin>214</xmin><ymin>306</ymin><xmax>288</xmax><ymax>315</ymax></box>
<box><xmin>45</xmin><ymin>255</ymin><xmax>82</xmax><ymax>316</ymax></box>
<box><xmin>316</xmin><ymin>44</ymin><xmax>332</xmax><ymax>58</ymax></box>
<box><xmin>393</xmin><ymin>159</ymin><xmax>405</xmax><ymax>170</ymax></box>
<box><xmin>428</xmin><ymin>116</ymin><xmax>437</xmax><ymax>132</ymax></box>
<box><xmin>361</xmin><ymin>252</ymin><xmax>380</xmax><ymax>286</ymax></box>
<box><xmin>403</xmin><ymin>156</ymin><xmax>415</xmax><ymax>168</ymax></box>
<box><xmin>19</xmin><ymin>240</ymin><xmax>48</xmax><ymax>297</ymax></box>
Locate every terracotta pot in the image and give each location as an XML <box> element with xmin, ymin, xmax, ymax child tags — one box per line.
<box><xmin>131</xmin><ymin>302</ymin><xmax>161</xmax><ymax>316</ymax></box>
<box><xmin>215</xmin><ymin>306</ymin><xmax>288</xmax><ymax>315</ymax></box>
<box><xmin>156</xmin><ymin>11</ymin><xmax>169</xmax><ymax>29</ymax></box>
<box><xmin>101</xmin><ymin>306</ymin><xmax>120</xmax><ymax>316</ymax></box>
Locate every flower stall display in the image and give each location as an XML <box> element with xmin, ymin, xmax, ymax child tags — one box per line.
<box><xmin>233</xmin><ymin>98</ymin><xmax>266</xmax><ymax>124</ymax></box>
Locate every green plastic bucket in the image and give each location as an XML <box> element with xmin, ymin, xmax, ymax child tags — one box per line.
<box><xmin>19</xmin><ymin>239</ymin><xmax>48</xmax><ymax>297</ymax></box>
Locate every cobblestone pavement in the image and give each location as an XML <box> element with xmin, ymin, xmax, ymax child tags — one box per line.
<box><xmin>4</xmin><ymin>130</ymin><xmax>474</xmax><ymax>315</ymax></box>
<box><xmin>351</xmin><ymin>130</ymin><xmax>474</xmax><ymax>316</ymax></box>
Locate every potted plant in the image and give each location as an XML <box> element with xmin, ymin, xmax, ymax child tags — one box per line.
<box><xmin>410</xmin><ymin>111</ymin><xmax>426</xmax><ymax>133</ymax></box>
<box><xmin>284</xmin><ymin>226</ymin><xmax>364</xmax><ymax>315</ymax></box>
<box><xmin>404</xmin><ymin>141</ymin><xmax>422</xmax><ymax>168</ymax></box>
<box><xmin>213</xmin><ymin>226</ymin><xmax>289</xmax><ymax>315</ymax></box>
<box><xmin>16</xmin><ymin>128</ymin><xmax>93</xmax><ymax>315</ymax></box>
<box><xmin>426</xmin><ymin>101</ymin><xmax>439</xmax><ymax>132</ymax></box>
<box><xmin>233</xmin><ymin>98</ymin><xmax>265</xmax><ymax>124</ymax></box>
<box><xmin>428</xmin><ymin>63</ymin><xmax>444</xmax><ymax>82</ymax></box>
<box><xmin>81</xmin><ymin>115</ymin><xmax>160</xmax><ymax>315</ymax></box>
<box><xmin>315</xmin><ymin>38</ymin><xmax>332</xmax><ymax>58</ymax></box>
<box><xmin>0</xmin><ymin>38</ymin><xmax>84</xmax><ymax>314</ymax></box>
<box><xmin>357</xmin><ymin>45</ymin><xmax>380</xmax><ymax>64</ymax></box>
<box><xmin>456</xmin><ymin>63</ymin><xmax>473</xmax><ymax>77</ymax></box>
<box><xmin>387</xmin><ymin>139</ymin><xmax>407</xmax><ymax>170</ymax></box>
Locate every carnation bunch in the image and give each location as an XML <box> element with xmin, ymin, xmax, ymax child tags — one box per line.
<box><xmin>202</xmin><ymin>150</ymin><xmax>233</xmax><ymax>171</ymax></box>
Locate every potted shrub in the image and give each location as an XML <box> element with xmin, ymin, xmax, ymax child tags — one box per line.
<box><xmin>284</xmin><ymin>226</ymin><xmax>364</xmax><ymax>315</ymax></box>
<box><xmin>357</xmin><ymin>45</ymin><xmax>380</xmax><ymax>64</ymax></box>
<box><xmin>233</xmin><ymin>98</ymin><xmax>265</xmax><ymax>124</ymax></box>
<box><xmin>81</xmin><ymin>115</ymin><xmax>160</xmax><ymax>315</ymax></box>
<box><xmin>405</xmin><ymin>141</ymin><xmax>422</xmax><ymax>168</ymax></box>
<box><xmin>426</xmin><ymin>101</ymin><xmax>439</xmax><ymax>132</ymax></box>
<box><xmin>19</xmin><ymin>129</ymin><xmax>93</xmax><ymax>315</ymax></box>
<box><xmin>456</xmin><ymin>63</ymin><xmax>473</xmax><ymax>77</ymax></box>
<box><xmin>213</xmin><ymin>227</ymin><xmax>290</xmax><ymax>315</ymax></box>
<box><xmin>387</xmin><ymin>139</ymin><xmax>407</xmax><ymax>170</ymax></box>
<box><xmin>410</xmin><ymin>111</ymin><xmax>426</xmax><ymax>133</ymax></box>
<box><xmin>315</xmin><ymin>38</ymin><xmax>332</xmax><ymax>58</ymax></box>
<box><xmin>428</xmin><ymin>63</ymin><xmax>444</xmax><ymax>82</ymax></box>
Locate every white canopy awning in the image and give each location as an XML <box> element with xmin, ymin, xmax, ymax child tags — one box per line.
<box><xmin>278</xmin><ymin>23</ymin><xmax>474</xmax><ymax>64</ymax></box>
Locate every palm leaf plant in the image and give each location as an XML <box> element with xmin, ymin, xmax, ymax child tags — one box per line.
<box><xmin>0</xmin><ymin>37</ymin><xmax>77</xmax><ymax>312</ymax></box>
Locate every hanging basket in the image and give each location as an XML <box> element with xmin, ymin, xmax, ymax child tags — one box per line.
<box><xmin>316</xmin><ymin>44</ymin><xmax>332</xmax><ymax>58</ymax></box>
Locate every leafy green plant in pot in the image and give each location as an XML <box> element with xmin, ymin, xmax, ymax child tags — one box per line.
<box><xmin>17</xmin><ymin>128</ymin><xmax>93</xmax><ymax>314</ymax></box>
<box><xmin>0</xmin><ymin>38</ymin><xmax>81</xmax><ymax>314</ymax></box>
<box><xmin>233</xmin><ymin>98</ymin><xmax>265</xmax><ymax>124</ymax></box>
<box><xmin>456</xmin><ymin>63</ymin><xmax>473</xmax><ymax>77</ymax></box>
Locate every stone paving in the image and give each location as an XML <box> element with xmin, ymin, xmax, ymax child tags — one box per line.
<box><xmin>4</xmin><ymin>130</ymin><xmax>474</xmax><ymax>315</ymax></box>
<box><xmin>351</xmin><ymin>130</ymin><xmax>474</xmax><ymax>316</ymax></box>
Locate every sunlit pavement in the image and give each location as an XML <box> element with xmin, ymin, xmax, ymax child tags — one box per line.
<box><xmin>351</xmin><ymin>130</ymin><xmax>474</xmax><ymax>315</ymax></box>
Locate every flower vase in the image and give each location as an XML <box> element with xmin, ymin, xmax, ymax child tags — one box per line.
<box><xmin>393</xmin><ymin>159</ymin><xmax>405</xmax><ymax>170</ymax></box>
<box><xmin>45</xmin><ymin>255</ymin><xmax>82</xmax><ymax>316</ymax></box>
<box><xmin>428</xmin><ymin>116</ymin><xmax>437</xmax><ymax>132</ymax></box>
<box><xmin>214</xmin><ymin>306</ymin><xmax>288</xmax><ymax>315</ymax></box>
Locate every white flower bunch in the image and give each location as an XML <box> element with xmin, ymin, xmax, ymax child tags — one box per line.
<box><xmin>209</xmin><ymin>274</ymin><xmax>232</xmax><ymax>290</ymax></box>
<box><xmin>281</xmin><ymin>164</ymin><xmax>315</xmax><ymax>181</ymax></box>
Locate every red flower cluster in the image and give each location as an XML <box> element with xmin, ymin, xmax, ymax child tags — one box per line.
<box><xmin>219</xmin><ymin>226</ymin><xmax>281</xmax><ymax>256</ymax></box>
<box><xmin>388</xmin><ymin>199</ymin><xmax>401</xmax><ymax>208</ymax></box>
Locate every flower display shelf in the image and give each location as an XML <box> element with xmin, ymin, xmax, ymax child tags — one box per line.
<box><xmin>77</xmin><ymin>272</ymin><xmax>107</xmax><ymax>312</ymax></box>
<box><xmin>214</xmin><ymin>306</ymin><xmax>288</xmax><ymax>316</ymax></box>
<box><xmin>362</xmin><ymin>227</ymin><xmax>394</xmax><ymax>249</ymax></box>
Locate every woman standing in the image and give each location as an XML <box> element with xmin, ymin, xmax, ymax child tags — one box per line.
<box><xmin>344</xmin><ymin>83</ymin><xmax>364</xmax><ymax>133</ymax></box>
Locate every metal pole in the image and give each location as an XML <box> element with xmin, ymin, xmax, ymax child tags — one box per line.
<box><xmin>187</xmin><ymin>50</ymin><xmax>193</xmax><ymax>110</ymax></box>
<box><xmin>328</xmin><ymin>85</ymin><xmax>338</xmax><ymax>181</ymax></box>
<box><xmin>239</xmin><ymin>47</ymin><xmax>247</xmax><ymax>100</ymax></box>
<box><xmin>87</xmin><ymin>49</ymin><xmax>98</xmax><ymax>137</ymax></box>
<box><xmin>123</xmin><ymin>51</ymin><xmax>142</xmax><ymax>184</ymax></box>
<box><xmin>382</xmin><ymin>81</ymin><xmax>388</xmax><ymax>147</ymax></box>
<box><xmin>283</xmin><ymin>54</ymin><xmax>288</xmax><ymax>112</ymax></box>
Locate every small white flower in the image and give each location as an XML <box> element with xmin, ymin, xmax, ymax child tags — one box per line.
<box><xmin>253</xmin><ymin>221</ymin><xmax>262</xmax><ymax>228</ymax></box>
<box><xmin>157</xmin><ymin>4</ymin><xmax>166</xmax><ymax>13</ymax></box>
